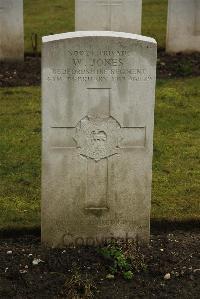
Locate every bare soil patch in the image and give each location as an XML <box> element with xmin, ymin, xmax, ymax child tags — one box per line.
<box><xmin>0</xmin><ymin>230</ymin><xmax>199</xmax><ymax>298</ymax></box>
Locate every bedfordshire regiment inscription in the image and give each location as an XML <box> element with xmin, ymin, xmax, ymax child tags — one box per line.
<box><xmin>46</xmin><ymin>47</ymin><xmax>154</xmax><ymax>83</ymax></box>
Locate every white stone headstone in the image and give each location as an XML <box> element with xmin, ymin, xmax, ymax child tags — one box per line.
<box><xmin>42</xmin><ymin>31</ymin><xmax>157</xmax><ymax>247</ymax></box>
<box><xmin>166</xmin><ymin>0</ymin><xmax>200</xmax><ymax>53</ymax></box>
<box><xmin>0</xmin><ymin>0</ymin><xmax>24</xmax><ymax>61</ymax></box>
<box><xmin>75</xmin><ymin>0</ymin><xmax>142</xmax><ymax>34</ymax></box>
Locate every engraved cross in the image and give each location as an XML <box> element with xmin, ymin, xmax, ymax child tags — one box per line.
<box><xmin>51</xmin><ymin>88</ymin><xmax>146</xmax><ymax>213</ymax></box>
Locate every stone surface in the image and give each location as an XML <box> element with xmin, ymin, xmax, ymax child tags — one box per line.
<box><xmin>42</xmin><ymin>31</ymin><xmax>157</xmax><ymax>247</ymax></box>
<box><xmin>75</xmin><ymin>0</ymin><xmax>142</xmax><ymax>34</ymax></box>
<box><xmin>0</xmin><ymin>0</ymin><xmax>24</xmax><ymax>61</ymax></box>
<box><xmin>166</xmin><ymin>0</ymin><xmax>200</xmax><ymax>53</ymax></box>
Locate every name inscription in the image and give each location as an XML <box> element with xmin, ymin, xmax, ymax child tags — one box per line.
<box><xmin>46</xmin><ymin>48</ymin><xmax>154</xmax><ymax>83</ymax></box>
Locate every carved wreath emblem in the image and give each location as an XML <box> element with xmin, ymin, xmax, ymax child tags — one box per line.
<box><xmin>74</xmin><ymin>116</ymin><xmax>121</xmax><ymax>161</ymax></box>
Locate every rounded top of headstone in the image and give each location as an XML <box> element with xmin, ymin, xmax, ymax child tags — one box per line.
<box><xmin>42</xmin><ymin>31</ymin><xmax>157</xmax><ymax>45</ymax></box>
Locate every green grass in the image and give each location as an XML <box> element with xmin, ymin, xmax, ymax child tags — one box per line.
<box><xmin>153</xmin><ymin>78</ymin><xmax>200</xmax><ymax>220</ymax></box>
<box><xmin>142</xmin><ymin>0</ymin><xmax>167</xmax><ymax>48</ymax></box>
<box><xmin>24</xmin><ymin>0</ymin><xmax>74</xmax><ymax>53</ymax></box>
<box><xmin>0</xmin><ymin>78</ymin><xmax>199</xmax><ymax>230</ymax></box>
<box><xmin>0</xmin><ymin>87</ymin><xmax>41</xmax><ymax>230</ymax></box>
<box><xmin>24</xmin><ymin>0</ymin><xmax>167</xmax><ymax>53</ymax></box>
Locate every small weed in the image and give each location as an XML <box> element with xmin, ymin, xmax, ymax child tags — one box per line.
<box><xmin>99</xmin><ymin>244</ymin><xmax>133</xmax><ymax>280</ymax></box>
<box><xmin>123</xmin><ymin>270</ymin><xmax>134</xmax><ymax>280</ymax></box>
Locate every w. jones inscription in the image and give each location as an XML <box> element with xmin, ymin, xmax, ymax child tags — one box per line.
<box><xmin>45</xmin><ymin>48</ymin><xmax>154</xmax><ymax>82</ymax></box>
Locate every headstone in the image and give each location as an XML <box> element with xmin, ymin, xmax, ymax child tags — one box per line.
<box><xmin>75</xmin><ymin>0</ymin><xmax>142</xmax><ymax>34</ymax></box>
<box><xmin>0</xmin><ymin>0</ymin><xmax>24</xmax><ymax>61</ymax></box>
<box><xmin>42</xmin><ymin>31</ymin><xmax>157</xmax><ymax>247</ymax></box>
<box><xmin>166</xmin><ymin>0</ymin><xmax>200</xmax><ymax>53</ymax></box>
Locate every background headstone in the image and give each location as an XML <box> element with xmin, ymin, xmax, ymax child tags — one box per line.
<box><xmin>0</xmin><ymin>0</ymin><xmax>24</xmax><ymax>61</ymax></box>
<box><xmin>42</xmin><ymin>31</ymin><xmax>157</xmax><ymax>247</ymax></box>
<box><xmin>75</xmin><ymin>0</ymin><xmax>142</xmax><ymax>34</ymax></box>
<box><xmin>166</xmin><ymin>0</ymin><xmax>200</xmax><ymax>53</ymax></box>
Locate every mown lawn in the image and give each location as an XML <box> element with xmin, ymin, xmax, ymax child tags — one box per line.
<box><xmin>142</xmin><ymin>0</ymin><xmax>167</xmax><ymax>48</ymax></box>
<box><xmin>0</xmin><ymin>78</ymin><xmax>199</xmax><ymax>230</ymax></box>
<box><xmin>0</xmin><ymin>87</ymin><xmax>41</xmax><ymax>230</ymax></box>
<box><xmin>24</xmin><ymin>0</ymin><xmax>168</xmax><ymax>53</ymax></box>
